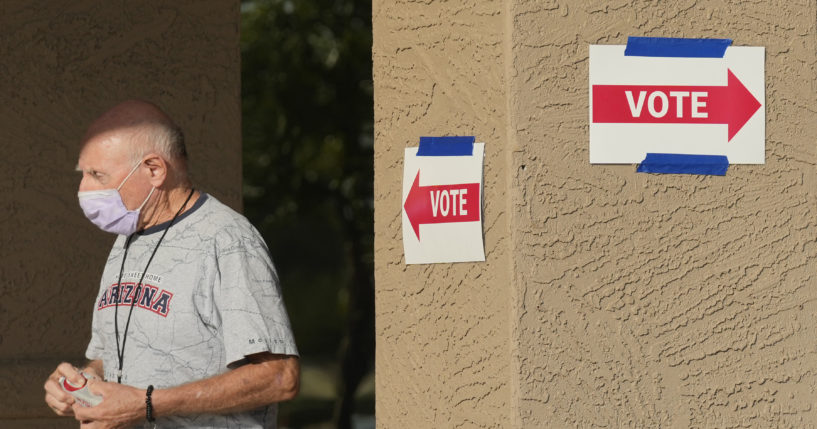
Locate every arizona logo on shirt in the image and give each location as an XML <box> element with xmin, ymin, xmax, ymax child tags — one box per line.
<box><xmin>97</xmin><ymin>282</ymin><xmax>173</xmax><ymax>317</ymax></box>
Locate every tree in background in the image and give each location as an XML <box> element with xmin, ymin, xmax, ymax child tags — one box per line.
<box><xmin>241</xmin><ymin>1</ymin><xmax>373</xmax><ymax>427</ymax></box>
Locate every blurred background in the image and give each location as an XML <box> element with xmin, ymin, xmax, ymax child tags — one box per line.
<box><xmin>240</xmin><ymin>1</ymin><xmax>374</xmax><ymax>428</ymax></box>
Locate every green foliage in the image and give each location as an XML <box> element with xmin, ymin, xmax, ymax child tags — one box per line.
<box><xmin>241</xmin><ymin>0</ymin><xmax>372</xmax><ymax>355</ymax></box>
<box><xmin>241</xmin><ymin>0</ymin><xmax>373</xmax><ymax>426</ymax></box>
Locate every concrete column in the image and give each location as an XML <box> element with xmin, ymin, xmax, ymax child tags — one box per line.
<box><xmin>0</xmin><ymin>2</ymin><xmax>240</xmax><ymax>427</ymax></box>
<box><xmin>373</xmin><ymin>0</ymin><xmax>514</xmax><ymax>427</ymax></box>
<box><xmin>374</xmin><ymin>0</ymin><xmax>817</xmax><ymax>427</ymax></box>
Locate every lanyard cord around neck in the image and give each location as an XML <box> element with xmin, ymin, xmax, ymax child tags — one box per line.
<box><xmin>113</xmin><ymin>188</ymin><xmax>195</xmax><ymax>384</ymax></box>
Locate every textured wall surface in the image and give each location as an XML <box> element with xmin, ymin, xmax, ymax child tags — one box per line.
<box><xmin>373</xmin><ymin>0</ymin><xmax>513</xmax><ymax>427</ymax></box>
<box><xmin>510</xmin><ymin>1</ymin><xmax>817</xmax><ymax>427</ymax></box>
<box><xmin>375</xmin><ymin>0</ymin><xmax>817</xmax><ymax>428</ymax></box>
<box><xmin>0</xmin><ymin>1</ymin><xmax>240</xmax><ymax>427</ymax></box>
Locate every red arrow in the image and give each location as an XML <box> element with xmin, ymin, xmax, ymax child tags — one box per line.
<box><xmin>403</xmin><ymin>170</ymin><xmax>480</xmax><ymax>241</ymax></box>
<box><xmin>592</xmin><ymin>69</ymin><xmax>761</xmax><ymax>141</ymax></box>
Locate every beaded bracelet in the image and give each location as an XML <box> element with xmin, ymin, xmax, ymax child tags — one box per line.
<box><xmin>146</xmin><ymin>385</ymin><xmax>155</xmax><ymax>423</ymax></box>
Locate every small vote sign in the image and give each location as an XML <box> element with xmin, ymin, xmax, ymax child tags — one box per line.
<box><xmin>404</xmin><ymin>172</ymin><xmax>480</xmax><ymax>240</ymax></box>
<box><xmin>402</xmin><ymin>140</ymin><xmax>485</xmax><ymax>264</ymax></box>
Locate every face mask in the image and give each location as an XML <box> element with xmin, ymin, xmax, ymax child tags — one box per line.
<box><xmin>77</xmin><ymin>161</ymin><xmax>156</xmax><ymax>235</ymax></box>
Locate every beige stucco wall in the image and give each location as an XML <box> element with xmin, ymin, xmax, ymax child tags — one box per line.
<box><xmin>0</xmin><ymin>2</ymin><xmax>240</xmax><ymax>427</ymax></box>
<box><xmin>375</xmin><ymin>0</ymin><xmax>817</xmax><ymax>427</ymax></box>
<box><xmin>373</xmin><ymin>0</ymin><xmax>514</xmax><ymax>427</ymax></box>
<box><xmin>511</xmin><ymin>1</ymin><xmax>816</xmax><ymax>427</ymax></box>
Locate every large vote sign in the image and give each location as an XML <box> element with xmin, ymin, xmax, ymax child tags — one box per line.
<box><xmin>589</xmin><ymin>39</ymin><xmax>765</xmax><ymax>164</ymax></box>
<box><xmin>402</xmin><ymin>137</ymin><xmax>485</xmax><ymax>264</ymax></box>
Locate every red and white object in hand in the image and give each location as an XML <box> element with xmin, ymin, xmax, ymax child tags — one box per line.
<box><xmin>59</xmin><ymin>372</ymin><xmax>103</xmax><ymax>407</ymax></box>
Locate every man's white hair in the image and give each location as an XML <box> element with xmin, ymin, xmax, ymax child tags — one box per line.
<box><xmin>84</xmin><ymin>100</ymin><xmax>189</xmax><ymax>180</ymax></box>
<box><xmin>127</xmin><ymin>121</ymin><xmax>188</xmax><ymax>176</ymax></box>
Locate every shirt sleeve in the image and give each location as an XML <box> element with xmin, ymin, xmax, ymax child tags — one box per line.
<box><xmin>214</xmin><ymin>228</ymin><xmax>299</xmax><ymax>367</ymax></box>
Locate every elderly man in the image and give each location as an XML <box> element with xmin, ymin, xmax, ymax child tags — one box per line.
<box><xmin>43</xmin><ymin>100</ymin><xmax>299</xmax><ymax>428</ymax></box>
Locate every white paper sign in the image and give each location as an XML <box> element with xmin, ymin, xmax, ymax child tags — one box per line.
<box><xmin>402</xmin><ymin>143</ymin><xmax>485</xmax><ymax>264</ymax></box>
<box><xmin>589</xmin><ymin>45</ymin><xmax>765</xmax><ymax>164</ymax></box>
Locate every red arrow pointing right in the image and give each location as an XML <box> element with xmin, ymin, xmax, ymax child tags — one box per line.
<box><xmin>592</xmin><ymin>69</ymin><xmax>761</xmax><ymax>141</ymax></box>
<box><xmin>403</xmin><ymin>170</ymin><xmax>480</xmax><ymax>241</ymax></box>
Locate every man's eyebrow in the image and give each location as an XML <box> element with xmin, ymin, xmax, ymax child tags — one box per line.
<box><xmin>75</xmin><ymin>166</ymin><xmax>105</xmax><ymax>176</ymax></box>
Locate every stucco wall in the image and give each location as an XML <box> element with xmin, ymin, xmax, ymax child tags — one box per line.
<box><xmin>511</xmin><ymin>1</ymin><xmax>817</xmax><ymax>427</ymax></box>
<box><xmin>373</xmin><ymin>0</ymin><xmax>513</xmax><ymax>427</ymax></box>
<box><xmin>0</xmin><ymin>2</ymin><xmax>240</xmax><ymax>427</ymax></box>
<box><xmin>375</xmin><ymin>0</ymin><xmax>817</xmax><ymax>428</ymax></box>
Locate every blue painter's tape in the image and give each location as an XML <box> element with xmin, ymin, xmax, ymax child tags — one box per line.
<box><xmin>417</xmin><ymin>136</ymin><xmax>475</xmax><ymax>156</ymax></box>
<box><xmin>624</xmin><ymin>36</ymin><xmax>732</xmax><ymax>58</ymax></box>
<box><xmin>637</xmin><ymin>153</ymin><xmax>729</xmax><ymax>176</ymax></box>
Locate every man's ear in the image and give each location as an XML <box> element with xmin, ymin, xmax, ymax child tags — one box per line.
<box><xmin>143</xmin><ymin>153</ymin><xmax>168</xmax><ymax>188</ymax></box>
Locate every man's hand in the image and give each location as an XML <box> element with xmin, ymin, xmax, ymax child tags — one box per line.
<box><xmin>73</xmin><ymin>379</ymin><xmax>145</xmax><ymax>429</ymax></box>
<box><xmin>44</xmin><ymin>362</ymin><xmax>86</xmax><ymax>416</ymax></box>
<box><xmin>47</xmin><ymin>353</ymin><xmax>297</xmax><ymax>425</ymax></box>
<box><xmin>44</xmin><ymin>361</ymin><xmax>104</xmax><ymax>417</ymax></box>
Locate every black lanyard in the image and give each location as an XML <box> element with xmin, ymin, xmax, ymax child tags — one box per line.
<box><xmin>113</xmin><ymin>188</ymin><xmax>195</xmax><ymax>384</ymax></box>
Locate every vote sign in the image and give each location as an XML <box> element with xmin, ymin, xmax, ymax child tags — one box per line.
<box><xmin>589</xmin><ymin>45</ymin><xmax>765</xmax><ymax>164</ymax></box>
<box><xmin>404</xmin><ymin>171</ymin><xmax>480</xmax><ymax>239</ymax></box>
<box><xmin>402</xmin><ymin>142</ymin><xmax>485</xmax><ymax>264</ymax></box>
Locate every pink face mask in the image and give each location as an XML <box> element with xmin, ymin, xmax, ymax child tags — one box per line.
<box><xmin>77</xmin><ymin>162</ymin><xmax>156</xmax><ymax>235</ymax></box>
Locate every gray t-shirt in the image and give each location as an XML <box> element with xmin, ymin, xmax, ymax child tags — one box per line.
<box><xmin>86</xmin><ymin>193</ymin><xmax>298</xmax><ymax>428</ymax></box>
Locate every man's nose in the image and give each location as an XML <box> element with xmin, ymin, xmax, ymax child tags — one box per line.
<box><xmin>78</xmin><ymin>174</ymin><xmax>101</xmax><ymax>192</ymax></box>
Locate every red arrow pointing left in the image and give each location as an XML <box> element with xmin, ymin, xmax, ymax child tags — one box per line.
<box><xmin>403</xmin><ymin>170</ymin><xmax>480</xmax><ymax>241</ymax></box>
<box><xmin>592</xmin><ymin>69</ymin><xmax>761</xmax><ymax>141</ymax></box>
